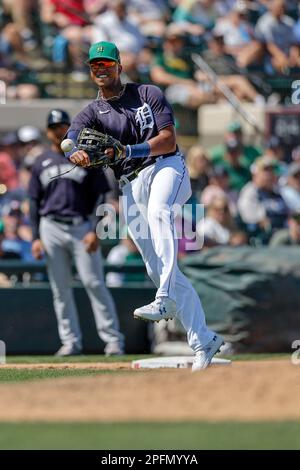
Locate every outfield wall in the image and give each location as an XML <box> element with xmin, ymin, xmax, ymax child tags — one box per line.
<box><xmin>0</xmin><ymin>283</ymin><xmax>154</xmax><ymax>354</ymax></box>
<box><xmin>0</xmin><ymin>100</ymin><xmax>266</xmax><ymax>142</ymax></box>
<box><xmin>1</xmin><ymin>246</ymin><xmax>300</xmax><ymax>354</ymax></box>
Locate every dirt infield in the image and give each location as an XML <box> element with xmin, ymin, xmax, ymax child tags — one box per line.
<box><xmin>0</xmin><ymin>360</ymin><xmax>299</xmax><ymax>422</ymax></box>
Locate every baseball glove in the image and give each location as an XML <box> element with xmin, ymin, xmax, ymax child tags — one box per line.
<box><xmin>76</xmin><ymin>128</ymin><xmax>124</xmax><ymax>168</ymax></box>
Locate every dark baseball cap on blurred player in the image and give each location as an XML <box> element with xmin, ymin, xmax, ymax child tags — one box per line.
<box><xmin>266</xmin><ymin>135</ymin><xmax>280</xmax><ymax>149</ymax></box>
<box><xmin>47</xmin><ymin>109</ymin><xmax>71</xmax><ymax>128</ymax></box>
<box><xmin>88</xmin><ymin>41</ymin><xmax>120</xmax><ymax>63</ymax></box>
<box><xmin>227</xmin><ymin>121</ymin><xmax>242</xmax><ymax>133</ymax></box>
<box><xmin>1</xmin><ymin>131</ymin><xmax>20</xmax><ymax>146</ymax></box>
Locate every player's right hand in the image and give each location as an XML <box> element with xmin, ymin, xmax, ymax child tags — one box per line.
<box><xmin>31</xmin><ymin>239</ymin><xmax>44</xmax><ymax>260</ymax></box>
<box><xmin>69</xmin><ymin>150</ymin><xmax>90</xmax><ymax>167</ymax></box>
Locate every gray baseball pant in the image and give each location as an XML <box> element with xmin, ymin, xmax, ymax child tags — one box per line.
<box><xmin>40</xmin><ymin>216</ymin><xmax>124</xmax><ymax>350</ymax></box>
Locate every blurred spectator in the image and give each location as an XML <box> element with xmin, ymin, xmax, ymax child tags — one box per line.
<box><xmin>0</xmin><ymin>133</ymin><xmax>19</xmax><ymax>191</ymax></box>
<box><xmin>294</xmin><ymin>5</ymin><xmax>300</xmax><ymax>43</ymax></box>
<box><xmin>209</xmin><ymin>132</ymin><xmax>252</xmax><ymax>192</ymax></box>
<box><xmin>18</xmin><ymin>125</ymin><xmax>41</xmax><ymax>143</ymax></box>
<box><xmin>213</xmin><ymin>0</ymin><xmax>254</xmax><ymax>55</ymax></box>
<box><xmin>199</xmin><ymin>31</ymin><xmax>265</xmax><ymax>103</ymax></box>
<box><xmin>127</xmin><ymin>0</ymin><xmax>169</xmax><ymax>38</ymax></box>
<box><xmin>83</xmin><ymin>0</ymin><xmax>108</xmax><ymax>20</ymax></box>
<box><xmin>185</xmin><ymin>145</ymin><xmax>210</xmax><ymax>201</ymax></box>
<box><xmin>150</xmin><ymin>24</ymin><xmax>216</xmax><ymax>109</ymax></box>
<box><xmin>209</xmin><ymin>121</ymin><xmax>262</xmax><ymax>168</ymax></box>
<box><xmin>1</xmin><ymin>199</ymin><xmax>33</xmax><ymax>260</ymax></box>
<box><xmin>238</xmin><ymin>155</ymin><xmax>289</xmax><ymax>243</ymax></box>
<box><xmin>0</xmin><ymin>0</ymin><xmax>298</xmax><ymax>101</ymax></box>
<box><xmin>269</xmin><ymin>210</ymin><xmax>300</xmax><ymax>246</ymax></box>
<box><xmin>172</xmin><ymin>0</ymin><xmax>217</xmax><ymax>32</ymax></box>
<box><xmin>40</xmin><ymin>0</ymin><xmax>92</xmax><ymax>70</ymax></box>
<box><xmin>264</xmin><ymin>135</ymin><xmax>284</xmax><ymax>160</ymax></box>
<box><xmin>264</xmin><ymin>135</ymin><xmax>288</xmax><ymax>175</ymax></box>
<box><xmin>197</xmin><ymin>196</ymin><xmax>237</xmax><ymax>246</ymax></box>
<box><xmin>201</xmin><ymin>165</ymin><xmax>238</xmax><ymax>215</ymax></box>
<box><xmin>40</xmin><ymin>0</ymin><xmax>89</xmax><ymax>27</ymax></box>
<box><xmin>1</xmin><ymin>130</ymin><xmax>23</xmax><ymax>168</ymax></box>
<box><xmin>92</xmin><ymin>0</ymin><xmax>146</xmax><ymax>77</ymax></box>
<box><xmin>229</xmin><ymin>229</ymin><xmax>248</xmax><ymax>246</ymax></box>
<box><xmin>7</xmin><ymin>83</ymin><xmax>41</xmax><ymax>100</ymax></box>
<box><xmin>255</xmin><ymin>0</ymin><xmax>300</xmax><ymax>73</ymax></box>
<box><xmin>280</xmin><ymin>162</ymin><xmax>300</xmax><ymax>212</ymax></box>
<box><xmin>17</xmin><ymin>125</ymin><xmax>45</xmax><ymax>167</ymax></box>
<box><xmin>214</xmin><ymin>0</ymin><xmax>236</xmax><ymax>17</ymax></box>
<box><xmin>0</xmin><ymin>21</ymin><xmax>41</xmax><ymax>88</ymax></box>
<box><xmin>2</xmin><ymin>0</ymin><xmax>37</xmax><ymax>33</ymax></box>
<box><xmin>292</xmin><ymin>146</ymin><xmax>300</xmax><ymax>163</ymax></box>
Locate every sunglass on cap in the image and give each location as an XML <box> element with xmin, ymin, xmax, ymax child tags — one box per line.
<box><xmin>89</xmin><ymin>60</ymin><xmax>117</xmax><ymax>70</ymax></box>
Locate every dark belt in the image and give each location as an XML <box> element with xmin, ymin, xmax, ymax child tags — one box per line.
<box><xmin>46</xmin><ymin>214</ymin><xmax>86</xmax><ymax>225</ymax></box>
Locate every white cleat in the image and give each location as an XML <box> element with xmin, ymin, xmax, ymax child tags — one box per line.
<box><xmin>192</xmin><ymin>334</ymin><xmax>225</xmax><ymax>372</ymax></box>
<box><xmin>133</xmin><ymin>297</ymin><xmax>176</xmax><ymax>322</ymax></box>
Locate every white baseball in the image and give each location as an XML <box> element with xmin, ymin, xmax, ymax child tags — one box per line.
<box><xmin>61</xmin><ymin>139</ymin><xmax>75</xmax><ymax>153</ymax></box>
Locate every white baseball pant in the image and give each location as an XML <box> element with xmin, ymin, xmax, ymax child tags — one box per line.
<box><xmin>40</xmin><ymin>217</ymin><xmax>124</xmax><ymax>350</ymax></box>
<box><xmin>120</xmin><ymin>154</ymin><xmax>214</xmax><ymax>352</ymax></box>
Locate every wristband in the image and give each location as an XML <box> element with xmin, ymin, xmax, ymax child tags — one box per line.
<box><xmin>126</xmin><ymin>142</ymin><xmax>151</xmax><ymax>159</ymax></box>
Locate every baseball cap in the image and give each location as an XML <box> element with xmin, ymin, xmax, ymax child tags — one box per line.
<box><xmin>211</xmin><ymin>165</ymin><xmax>229</xmax><ymax>178</ymax></box>
<box><xmin>1</xmin><ymin>132</ymin><xmax>20</xmax><ymax>146</ymax></box>
<box><xmin>1</xmin><ymin>199</ymin><xmax>22</xmax><ymax>217</ymax></box>
<box><xmin>227</xmin><ymin>121</ymin><xmax>242</xmax><ymax>133</ymax></box>
<box><xmin>251</xmin><ymin>156</ymin><xmax>279</xmax><ymax>174</ymax></box>
<box><xmin>47</xmin><ymin>109</ymin><xmax>71</xmax><ymax>128</ymax></box>
<box><xmin>266</xmin><ymin>135</ymin><xmax>281</xmax><ymax>149</ymax></box>
<box><xmin>18</xmin><ymin>126</ymin><xmax>41</xmax><ymax>143</ymax></box>
<box><xmin>232</xmin><ymin>0</ymin><xmax>248</xmax><ymax>13</ymax></box>
<box><xmin>210</xmin><ymin>30</ymin><xmax>224</xmax><ymax>41</ymax></box>
<box><xmin>88</xmin><ymin>41</ymin><xmax>120</xmax><ymax>63</ymax></box>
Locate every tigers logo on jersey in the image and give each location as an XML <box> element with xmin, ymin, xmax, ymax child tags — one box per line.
<box><xmin>134</xmin><ymin>103</ymin><xmax>154</xmax><ymax>136</ymax></box>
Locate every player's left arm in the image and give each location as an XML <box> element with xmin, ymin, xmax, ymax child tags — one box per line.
<box><xmin>146</xmin><ymin>125</ymin><xmax>177</xmax><ymax>156</ymax></box>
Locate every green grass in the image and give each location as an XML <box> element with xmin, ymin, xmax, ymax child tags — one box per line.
<box><xmin>0</xmin><ymin>422</ymin><xmax>299</xmax><ymax>450</ymax></box>
<box><xmin>4</xmin><ymin>352</ymin><xmax>289</xmax><ymax>365</ymax></box>
<box><xmin>0</xmin><ymin>353</ymin><xmax>289</xmax><ymax>383</ymax></box>
<box><xmin>5</xmin><ymin>354</ymin><xmax>145</xmax><ymax>364</ymax></box>
<box><xmin>0</xmin><ymin>355</ymin><xmax>295</xmax><ymax>449</ymax></box>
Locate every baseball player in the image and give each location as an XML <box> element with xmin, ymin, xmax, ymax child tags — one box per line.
<box><xmin>66</xmin><ymin>41</ymin><xmax>224</xmax><ymax>370</ymax></box>
<box><xmin>28</xmin><ymin>109</ymin><xmax>124</xmax><ymax>356</ymax></box>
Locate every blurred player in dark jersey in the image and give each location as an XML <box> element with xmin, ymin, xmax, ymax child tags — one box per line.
<box><xmin>28</xmin><ymin>108</ymin><xmax>124</xmax><ymax>356</ymax></box>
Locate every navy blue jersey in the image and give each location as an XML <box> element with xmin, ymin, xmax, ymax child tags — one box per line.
<box><xmin>67</xmin><ymin>83</ymin><xmax>175</xmax><ymax>180</ymax></box>
<box><xmin>28</xmin><ymin>150</ymin><xmax>110</xmax><ymax>217</ymax></box>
